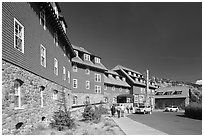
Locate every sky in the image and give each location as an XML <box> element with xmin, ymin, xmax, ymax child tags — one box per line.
<box><xmin>58</xmin><ymin>2</ymin><xmax>202</xmax><ymax>83</ymax></box>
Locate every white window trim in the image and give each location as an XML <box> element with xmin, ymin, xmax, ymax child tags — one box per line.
<box><xmin>40</xmin><ymin>10</ymin><xmax>46</xmax><ymax>30</ymax></box>
<box><xmin>63</xmin><ymin>66</ymin><xmax>66</xmax><ymax>80</ymax></box>
<box><xmin>112</xmin><ymin>86</ymin><xmax>115</xmax><ymax>91</ymax></box>
<box><xmin>95</xmin><ymin>85</ymin><xmax>101</xmax><ymax>93</ymax></box>
<box><xmin>73</xmin><ymin>79</ymin><xmax>78</xmax><ymax>88</ymax></box>
<box><xmin>54</xmin><ymin>58</ymin><xmax>58</xmax><ymax>75</ymax></box>
<box><xmin>14</xmin><ymin>18</ymin><xmax>24</xmax><ymax>54</ymax></box>
<box><xmin>74</xmin><ymin>50</ymin><xmax>78</xmax><ymax>57</ymax></box>
<box><xmin>95</xmin><ymin>73</ymin><xmax>101</xmax><ymax>82</ymax></box>
<box><xmin>40</xmin><ymin>88</ymin><xmax>45</xmax><ymax>107</ymax></box>
<box><xmin>54</xmin><ymin>33</ymin><xmax>58</xmax><ymax>46</ymax></box>
<box><xmin>119</xmin><ymin>87</ymin><xmax>122</xmax><ymax>91</ymax></box>
<box><xmin>84</xmin><ymin>54</ymin><xmax>90</xmax><ymax>61</ymax></box>
<box><xmin>95</xmin><ymin>57</ymin><xmax>100</xmax><ymax>63</ymax></box>
<box><xmin>73</xmin><ymin>65</ymin><xmax>77</xmax><ymax>72</ymax></box>
<box><xmin>53</xmin><ymin>92</ymin><xmax>58</xmax><ymax>100</ymax></box>
<box><xmin>73</xmin><ymin>96</ymin><xmax>77</xmax><ymax>105</ymax></box>
<box><xmin>86</xmin><ymin>81</ymin><xmax>90</xmax><ymax>89</ymax></box>
<box><xmin>67</xmin><ymin>71</ymin><xmax>70</xmax><ymax>83</ymax></box>
<box><xmin>40</xmin><ymin>44</ymin><xmax>46</xmax><ymax>68</ymax></box>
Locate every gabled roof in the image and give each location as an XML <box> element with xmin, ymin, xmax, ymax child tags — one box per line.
<box><xmin>112</xmin><ymin>65</ymin><xmax>158</xmax><ymax>89</ymax></box>
<box><xmin>72</xmin><ymin>44</ymin><xmax>92</xmax><ymax>54</ymax></box>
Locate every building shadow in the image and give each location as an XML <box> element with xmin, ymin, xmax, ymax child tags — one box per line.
<box><xmin>176</xmin><ymin>114</ymin><xmax>202</xmax><ymax>120</ymax></box>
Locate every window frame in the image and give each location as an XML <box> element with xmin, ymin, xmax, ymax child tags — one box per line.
<box><xmin>84</xmin><ymin>54</ymin><xmax>90</xmax><ymax>61</ymax></box>
<box><xmin>54</xmin><ymin>58</ymin><xmax>58</xmax><ymax>75</ymax></box>
<box><xmin>14</xmin><ymin>81</ymin><xmax>22</xmax><ymax>109</ymax></box>
<box><xmin>40</xmin><ymin>44</ymin><xmax>46</xmax><ymax>68</ymax></box>
<box><xmin>95</xmin><ymin>57</ymin><xmax>100</xmax><ymax>63</ymax></box>
<box><xmin>86</xmin><ymin>81</ymin><xmax>90</xmax><ymax>89</ymax></box>
<box><xmin>40</xmin><ymin>9</ymin><xmax>46</xmax><ymax>30</ymax></box>
<box><xmin>53</xmin><ymin>90</ymin><xmax>58</xmax><ymax>100</ymax></box>
<box><xmin>67</xmin><ymin>71</ymin><xmax>70</xmax><ymax>83</ymax></box>
<box><xmin>63</xmin><ymin>66</ymin><xmax>66</xmax><ymax>80</ymax></box>
<box><xmin>73</xmin><ymin>96</ymin><xmax>77</xmax><ymax>105</ymax></box>
<box><xmin>73</xmin><ymin>79</ymin><xmax>78</xmax><ymax>88</ymax></box>
<box><xmin>95</xmin><ymin>73</ymin><xmax>101</xmax><ymax>82</ymax></box>
<box><xmin>54</xmin><ymin>33</ymin><xmax>58</xmax><ymax>46</ymax></box>
<box><xmin>73</xmin><ymin>65</ymin><xmax>77</xmax><ymax>72</ymax></box>
<box><xmin>85</xmin><ymin>68</ymin><xmax>90</xmax><ymax>75</ymax></box>
<box><xmin>14</xmin><ymin>18</ymin><xmax>24</xmax><ymax>53</ymax></box>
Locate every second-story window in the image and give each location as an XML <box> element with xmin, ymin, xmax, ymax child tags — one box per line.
<box><xmin>73</xmin><ymin>65</ymin><xmax>77</xmax><ymax>72</ymax></box>
<box><xmin>40</xmin><ymin>9</ymin><xmax>46</xmax><ymax>30</ymax></box>
<box><xmin>40</xmin><ymin>44</ymin><xmax>46</xmax><ymax>67</ymax></box>
<box><xmin>14</xmin><ymin>18</ymin><xmax>24</xmax><ymax>53</ymax></box>
<box><xmin>63</xmin><ymin>67</ymin><xmax>66</xmax><ymax>80</ymax></box>
<box><xmin>95</xmin><ymin>57</ymin><xmax>100</xmax><ymax>63</ymax></box>
<box><xmin>85</xmin><ymin>68</ymin><xmax>90</xmax><ymax>75</ymax></box>
<box><xmin>112</xmin><ymin>86</ymin><xmax>115</xmax><ymax>91</ymax></box>
<box><xmin>67</xmin><ymin>71</ymin><xmax>70</xmax><ymax>83</ymax></box>
<box><xmin>54</xmin><ymin>58</ymin><xmax>58</xmax><ymax>75</ymax></box>
<box><xmin>84</xmin><ymin>54</ymin><xmax>90</xmax><ymax>61</ymax></box>
<box><xmin>54</xmin><ymin>33</ymin><xmax>58</xmax><ymax>46</ymax></box>
<box><xmin>95</xmin><ymin>85</ymin><xmax>101</xmax><ymax>93</ymax></box>
<box><xmin>86</xmin><ymin>81</ymin><xmax>90</xmax><ymax>89</ymax></box>
<box><xmin>95</xmin><ymin>73</ymin><xmax>101</xmax><ymax>82</ymax></box>
<box><xmin>73</xmin><ymin>79</ymin><xmax>77</xmax><ymax>88</ymax></box>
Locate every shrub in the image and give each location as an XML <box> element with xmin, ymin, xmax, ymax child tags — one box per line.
<box><xmin>50</xmin><ymin>109</ymin><xmax>75</xmax><ymax>131</ymax></box>
<box><xmin>185</xmin><ymin>102</ymin><xmax>202</xmax><ymax>120</ymax></box>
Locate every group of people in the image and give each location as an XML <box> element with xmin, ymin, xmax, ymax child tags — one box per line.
<box><xmin>110</xmin><ymin>104</ymin><xmax>133</xmax><ymax>118</ymax></box>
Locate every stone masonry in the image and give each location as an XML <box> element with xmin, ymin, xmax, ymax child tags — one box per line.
<box><xmin>2</xmin><ymin>60</ymin><xmax>72</xmax><ymax>135</ymax></box>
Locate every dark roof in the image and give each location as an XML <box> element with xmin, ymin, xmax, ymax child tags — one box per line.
<box><xmin>72</xmin><ymin>44</ymin><xmax>92</xmax><ymax>54</ymax></box>
<box><xmin>104</xmin><ymin>74</ymin><xmax>130</xmax><ymax>88</ymax></box>
<box><xmin>117</xmin><ymin>94</ymin><xmax>134</xmax><ymax>98</ymax></box>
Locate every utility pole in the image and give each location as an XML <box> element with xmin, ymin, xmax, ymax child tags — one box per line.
<box><xmin>146</xmin><ymin>69</ymin><xmax>149</xmax><ymax>106</ymax></box>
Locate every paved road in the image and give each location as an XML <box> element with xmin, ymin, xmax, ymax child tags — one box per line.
<box><xmin>127</xmin><ymin>111</ymin><xmax>202</xmax><ymax>135</ymax></box>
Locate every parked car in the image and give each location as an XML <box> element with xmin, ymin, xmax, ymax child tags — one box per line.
<box><xmin>164</xmin><ymin>106</ymin><xmax>179</xmax><ymax>112</ymax></box>
<box><xmin>135</xmin><ymin>105</ymin><xmax>152</xmax><ymax>114</ymax></box>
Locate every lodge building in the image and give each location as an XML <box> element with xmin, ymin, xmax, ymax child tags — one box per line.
<box><xmin>71</xmin><ymin>45</ymin><xmax>108</xmax><ymax>106</ymax></box>
<box><xmin>112</xmin><ymin>65</ymin><xmax>158</xmax><ymax>107</ymax></box>
<box><xmin>2</xmin><ymin>2</ymin><xmax>75</xmax><ymax>134</ymax></box>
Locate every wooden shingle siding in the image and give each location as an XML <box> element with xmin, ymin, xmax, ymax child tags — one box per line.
<box><xmin>2</xmin><ymin>2</ymin><xmax>72</xmax><ymax>89</ymax></box>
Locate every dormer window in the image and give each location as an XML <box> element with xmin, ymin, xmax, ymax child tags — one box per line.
<box><xmin>108</xmin><ymin>74</ymin><xmax>112</xmax><ymax>77</ymax></box>
<box><xmin>128</xmin><ymin>72</ymin><xmax>131</xmax><ymax>75</ymax></box>
<box><xmin>84</xmin><ymin>54</ymin><xmax>90</xmax><ymax>61</ymax></box>
<box><xmin>74</xmin><ymin>50</ymin><xmax>78</xmax><ymax>57</ymax></box>
<box><xmin>116</xmin><ymin>76</ymin><xmax>119</xmax><ymax>79</ymax></box>
<box><xmin>122</xmin><ymin>77</ymin><xmax>126</xmax><ymax>81</ymax></box>
<box><xmin>133</xmin><ymin>73</ymin><xmax>136</xmax><ymax>77</ymax></box>
<box><xmin>95</xmin><ymin>57</ymin><xmax>100</xmax><ymax>63</ymax></box>
<box><xmin>61</xmin><ymin>21</ymin><xmax>66</xmax><ymax>33</ymax></box>
<box><xmin>54</xmin><ymin>6</ymin><xmax>59</xmax><ymax>18</ymax></box>
<box><xmin>135</xmin><ymin>78</ymin><xmax>138</xmax><ymax>81</ymax></box>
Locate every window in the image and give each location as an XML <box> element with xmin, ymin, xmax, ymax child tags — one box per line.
<box><xmin>86</xmin><ymin>81</ymin><xmax>90</xmax><ymax>89</ymax></box>
<box><xmin>112</xmin><ymin>86</ymin><xmax>115</xmax><ymax>91</ymax></box>
<box><xmin>85</xmin><ymin>68</ymin><xmax>90</xmax><ymax>75</ymax></box>
<box><xmin>122</xmin><ymin>77</ymin><xmax>126</xmax><ymax>81</ymax></box>
<box><xmin>40</xmin><ymin>10</ymin><xmax>45</xmax><ymax>28</ymax></box>
<box><xmin>73</xmin><ymin>65</ymin><xmax>77</xmax><ymax>72</ymax></box>
<box><xmin>14</xmin><ymin>80</ymin><xmax>22</xmax><ymax>109</ymax></box>
<box><xmin>40</xmin><ymin>86</ymin><xmax>45</xmax><ymax>107</ymax></box>
<box><xmin>73</xmin><ymin>79</ymin><xmax>77</xmax><ymax>88</ymax></box>
<box><xmin>14</xmin><ymin>18</ymin><xmax>24</xmax><ymax>53</ymax></box>
<box><xmin>95</xmin><ymin>57</ymin><xmax>100</xmax><ymax>63</ymax></box>
<box><xmin>104</xmin><ymin>85</ymin><xmax>107</xmax><ymax>90</ymax></box>
<box><xmin>40</xmin><ymin>10</ymin><xmax>46</xmax><ymax>30</ymax></box>
<box><xmin>63</xmin><ymin>67</ymin><xmax>66</xmax><ymax>80</ymax></box>
<box><xmin>127</xmin><ymin>98</ymin><xmax>130</xmax><ymax>103</ymax></box>
<box><xmin>67</xmin><ymin>71</ymin><xmax>70</xmax><ymax>83</ymax></box>
<box><xmin>119</xmin><ymin>87</ymin><xmax>122</xmax><ymax>91</ymax></box>
<box><xmin>128</xmin><ymin>72</ymin><xmax>131</xmax><ymax>75</ymax></box>
<box><xmin>54</xmin><ymin>58</ymin><xmax>58</xmax><ymax>75</ymax></box>
<box><xmin>54</xmin><ymin>33</ymin><xmax>58</xmax><ymax>46</ymax></box>
<box><xmin>95</xmin><ymin>85</ymin><xmax>101</xmax><ymax>93</ymax></box>
<box><xmin>53</xmin><ymin>90</ymin><xmax>58</xmax><ymax>100</ymax></box>
<box><xmin>40</xmin><ymin>44</ymin><xmax>46</xmax><ymax>67</ymax></box>
<box><xmin>95</xmin><ymin>73</ymin><xmax>101</xmax><ymax>82</ymax></box>
<box><xmin>74</xmin><ymin>50</ymin><xmax>78</xmax><ymax>57</ymax></box>
<box><xmin>84</xmin><ymin>54</ymin><xmax>90</xmax><ymax>61</ymax></box>
<box><xmin>73</xmin><ymin>96</ymin><xmax>77</xmax><ymax>105</ymax></box>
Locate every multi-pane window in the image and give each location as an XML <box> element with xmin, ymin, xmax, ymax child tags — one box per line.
<box><xmin>95</xmin><ymin>57</ymin><xmax>100</xmax><ymax>63</ymax></box>
<box><xmin>54</xmin><ymin>33</ymin><xmax>58</xmax><ymax>46</ymax></box>
<box><xmin>85</xmin><ymin>68</ymin><xmax>90</xmax><ymax>75</ymax></box>
<box><xmin>14</xmin><ymin>18</ymin><xmax>24</xmax><ymax>53</ymax></box>
<box><xmin>54</xmin><ymin>58</ymin><xmax>58</xmax><ymax>75</ymax></box>
<box><xmin>86</xmin><ymin>81</ymin><xmax>90</xmax><ymax>89</ymax></box>
<box><xmin>40</xmin><ymin>10</ymin><xmax>46</xmax><ymax>30</ymax></box>
<box><xmin>95</xmin><ymin>85</ymin><xmax>101</xmax><ymax>93</ymax></box>
<box><xmin>73</xmin><ymin>79</ymin><xmax>77</xmax><ymax>88</ymax></box>
<box><xmin>67</xmin><ymin>71</ymin><xmax>70</xmax><ymax>83</ymax></box>
<box><xmin>53</xmin><ymin>90</ymin><xmax>58</xmax><ymax>100</ymax></box>
<box><xmin>63</xmin><ymin>67</ymin><xmax>66</xmax><ymax>80</ymax></box>
<box><xmin>40</xmin><ymin>44</ymin><xmax>46</xmax><ymax>67</ymax></box>
<box><xmin>73</xmin><ymin>96</ymin><xmax>77</xmax><ymax>105</ymax></box>
<box><xmin>95</xmin><ymin>73</ymin><xmax>101</xmax><ymax>82</ymax></box>
<box><xmin>14</xmin><ymin>80</ymin><xmax>21</xmax><ymax>109</ymax></box>
<box><xmin>73</xmin><ymin>65</ymin><xmax>77</xmax><ymax>72</ymax></box>
<box><xmin>84</xmin><ymin>54</ymin><xmax>90</xmax><ymax>61</ymax></box>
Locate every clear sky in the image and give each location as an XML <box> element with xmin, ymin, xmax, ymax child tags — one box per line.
<box><xmin>59</xmin><ymin>2</ymin><xmax>202</xmax><ymax>83</ymax></box>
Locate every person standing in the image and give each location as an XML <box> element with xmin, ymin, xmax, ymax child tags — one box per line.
<box><xmin>121</xmin><ymin>104</ymin><xmax>125</xmax><ymax>117</ymax></box>
<box><xmin>116</xmin><ymin>104</ymin><xmax>121</xmax><ymax>118</ymax></box>
<box><xmin>111</xmin><ymin>104</ymin><xmax>116</xmax><ymax>117</ymax></box>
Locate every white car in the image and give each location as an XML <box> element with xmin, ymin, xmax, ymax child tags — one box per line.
<box><xmin>135</xmin><ymin>105</ymin><xmax>152</xmax><ymax>114</ymax></box>
<box><xmin>165</xmin><ymin>106</ymin><xmax>179</xmax><ymax>112</ymax></box>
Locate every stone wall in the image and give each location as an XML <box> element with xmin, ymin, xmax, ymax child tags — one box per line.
<box><xmin>2</xmin><ymin>60</ymin><xmax>72</xmax><ymax>135</ymax></box>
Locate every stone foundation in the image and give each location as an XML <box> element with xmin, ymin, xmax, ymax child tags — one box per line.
<box><xmin>2</xmin><ymin>60</ymin><xmax>72</xmax><ymax>135</ymax></box>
